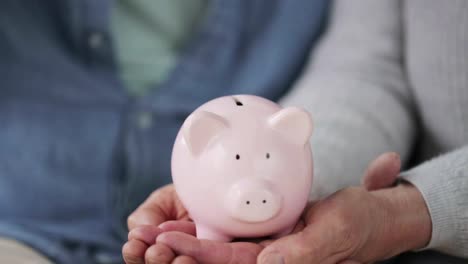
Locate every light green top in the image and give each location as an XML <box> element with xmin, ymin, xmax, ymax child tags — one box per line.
<box><xmin>111</xmin><ymin>0</ymin><xmax>208</xmax><ymax>96</ymax></box>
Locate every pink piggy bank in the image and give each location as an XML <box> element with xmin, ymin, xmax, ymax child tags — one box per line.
<box><xmin>171</xmin><ymin>95</ymin><xmax>313</xmax><ymax>242</ymax></box>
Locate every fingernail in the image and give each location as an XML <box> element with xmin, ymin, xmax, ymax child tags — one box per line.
<box><xmin>260</xmin><ymin>252</ymin><xmax>284</xmax><ymax>264</ymax></box>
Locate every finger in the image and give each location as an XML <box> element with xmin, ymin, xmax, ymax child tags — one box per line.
<box><xmin>128</xmin><ymin>221</ymin><xmax>196</xmax><ymax>245</ymax></box>
<box><xmin>157</xmin><ymin>231</ymin><xmax>262</xmax><ymax>264</ymax></box>
<box><xmin>122</xmin><ymin>240</ymin><xmax>147</xmax><ymax>264</ymax></box>
<box><xmin>127</xmin><ymin>207</ymin><xmax>166</xmax><ymax>231</ymax></box>
<box><xmin>258</xmin><ymin>231</ymin><xmax>310</xmax><ymax>264</ymax></box>
<box><xmin>260</xmin><ymin>220</ymin><xmax>305</xmax><ymax>247</ymax></box>
<box><xmin>159</xmin><ymin>220</ymin><xmax>196</xmax><ymax>236</ymax></box>
<box><xmin>145</xmin><ymin>242</ymin><xmax>176</xmax><ymax>264</ymax></box>
<box><xmin>128</xmin><ymin>225</ymin><xmax>163</xmax><ymax>245</ymax></box>
<box><xmin>292</xmin><ymin>219</ymin><xmax>306</xmax><ymax>234</ymax></box>
<box><xmin>259</xmin><ymin>239</ymin><xmax>274</xmax><ymax>247</ymax></box>
<box><xmin>258</xmin><ymin>224</ymin><xmax>347</xmax><ymax>264</ymax></box>
<box><xmin>362</xmin><ymin>152</ymin><xmax>401</xmax><ymax>191</ymax></box>
<box><xmin>128</xmin><ymin>184</ymin><xmax>188</xmax><ymax>230</ymax></box>
<box><xmin>127</xmin><ymin>185</ymin><xmax>172</xmax><ymax>230</ymax></box>
<box><xmin>172</xmin><ymin>255</ymin><xmax>198</xmax><ymax>264</ymax></box>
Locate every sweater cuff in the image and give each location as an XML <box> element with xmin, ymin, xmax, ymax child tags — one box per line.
<box><xmin>400</xmin><ymin>166</ymin><xmax>458</xmax><ymax>251</ymax></box>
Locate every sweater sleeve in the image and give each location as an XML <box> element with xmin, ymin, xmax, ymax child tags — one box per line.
<box><xmin>280</xmin><ymin>0</ymin><xmax>417</xmax><ymax>200</ymax></box>
<box><xmin>400</xmin><ymin>145</ymin><xmax>468</xmax><ymax>257</ymax></box>
<box><xmin>281</xmin><ymin>0</ymin><xmax>468</xmax><ymax>257</ymax></box>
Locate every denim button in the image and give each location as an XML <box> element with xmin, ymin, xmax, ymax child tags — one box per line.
<box><xmin>88</xmin><ymin>32</ymin><xmax>104</xmax><ymax>49</ymax></box>
<box><xmin>137</xmin><ymin>112</ymin><xmax>153</xmax><ymax>130</ymax></box>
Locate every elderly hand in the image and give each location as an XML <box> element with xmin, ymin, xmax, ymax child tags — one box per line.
<box><xmin>255</xmin><ymin>153</ymin><xmax>432</xmax><ymax>264</ymax></box>
<box><xmin>122</xmin><ymin>184</ymin><xmax>194</xmax><ymax>264</ymax></box>
<box><xmin>122</xmin><ymin>182</ymin><xmax>269</xmax><ymax>264</ymax></box>
<box><xmin>257</xmin><ymin>182</ymin><xmax>431</xmax><ymax>264</ymax></box>
<box><xmin>123</xmin><ymin>152</ymin><xmax>414</xmax><ymax>264</ymax></box>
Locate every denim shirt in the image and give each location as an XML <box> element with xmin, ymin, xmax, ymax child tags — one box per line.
<box><xmin>0</xmin><ymin>0</ymin><xmax>327</xmax><ymax>263</ymax></box>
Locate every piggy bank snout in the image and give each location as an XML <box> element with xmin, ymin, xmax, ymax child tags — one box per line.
<box><xmin>226</xmin><ymin>182</ymin><xmax>281</xmax><ymax>223</ymax></box>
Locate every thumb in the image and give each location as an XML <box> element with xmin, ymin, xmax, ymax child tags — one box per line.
<box><xmin>362</xmin><ymin>152</ymin><xmax>401</xmax><ymax>191</ymax></box>
<box><xmin>258</xmin><ymin>231</ymin><xmax>320</xmax><ymax>264</ymax></box>
<box><xmin>257</xmin><ymin>234</ymin><xmax>294</xmax><ymax>264</ymax></box>
<box><xmin>127</xmin><ymin>184</ymin><xmax>187</xmax><ymax>230</ymax></box>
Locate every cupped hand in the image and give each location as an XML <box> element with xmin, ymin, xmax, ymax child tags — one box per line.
<box><xmin>256</xmin><ymin>153</ymin><xmax>431</xmax><ymax>264</ymax></box>
<box><xmin>257</xmin><ymin>182</ymin><xmax>431</xmax><ymax>264</ymax></box>
<box><xmin>133</xmin><ymin>152</ymin><xmax>403</xmax><ymax>264</ymax></box>
<box><xmin>153</xmin><ymin>217</ymin><xmax>309</xmax><ymax>264</ymax></box>
<box><xmin>122</xmin><ymin>184</ymin><xmax>195</xmax><ymax>264</ymax></box>
<box><xmin>258</xmin><ymin>187</ymin><xmax>394</xmax><ymax>264</ymax></box>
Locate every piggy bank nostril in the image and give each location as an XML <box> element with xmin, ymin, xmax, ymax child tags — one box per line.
<box><xmin>246</xmin><ymin>200</ymin><xmax>250</xmax><ymax>205</ymax></box>
<box><xmin>262</xmin><ymin>200</ymin><xmax>267</xmax><ymax>204</ymax></box>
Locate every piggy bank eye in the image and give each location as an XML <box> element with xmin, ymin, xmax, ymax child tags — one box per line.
<box><xmin>236</xmin><ymin>154</ymin><xmax>240</xmax><ymax>160</ymax></box>
<box><xmin>266</xmin><ymin>153</ymin><xmax>270</xmax><ymax>159</ymax></box>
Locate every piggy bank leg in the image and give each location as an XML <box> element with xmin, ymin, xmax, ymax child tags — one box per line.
<box><xmin>196</xmin><ymin>224</ymin><xmax>233</xmax><ymax>242</ymax></box>
<box><xmin>271</xmin><ymin>225</ymin><xmax>295</xmax><ymax>239</ymax></box>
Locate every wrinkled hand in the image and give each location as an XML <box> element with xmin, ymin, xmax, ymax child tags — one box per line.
<box><xmin>256</xmin><ymin>185</ymin><xmax>430</xmax><ymax>264</ymax></box>
<box><xmin>123</xmin><ymin>152</ymin><xmax>418</xmax><ymax>264</ymax></box>
<box><xmin>147</xmin><ymin>153</ymin><xmax>405</xmax><ymax>264</ymax></box>
<box><xmin>122</xmin><ymin>182</ymin><xmax>271</xmax><ymax>263</ymax></box>
<box><xmin>256</xmin><ymin>154</ymin><xmax>432</xmax><ymax>264</ymax></box>
<box><xmin>122</xmin><ymin>184</ymin><xmax>195</xmax><ymax>263</ymax></box>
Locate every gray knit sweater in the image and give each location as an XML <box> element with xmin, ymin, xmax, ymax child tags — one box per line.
<box><xmin>282</xmin><ymin>0</ymin><xmax>468</xmax><ymax>258</ymax></box>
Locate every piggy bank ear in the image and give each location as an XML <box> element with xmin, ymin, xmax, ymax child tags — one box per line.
<box><xmin>268</xmin><ymin>107</ymin><xmax>313</xmax><ymax>146</ymax></box>
<box><xmin>183</xmin><ymin>111</ymin><xmax>228</xmax><ymax>156</ymax></box>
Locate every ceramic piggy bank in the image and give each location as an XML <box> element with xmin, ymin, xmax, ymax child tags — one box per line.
<box><xmin>171</xmin><ymin>95</ymin><xmax>313</xmax><ymax>242</ymax></box>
